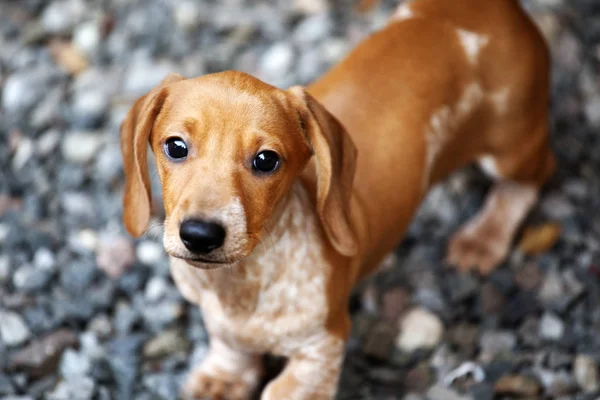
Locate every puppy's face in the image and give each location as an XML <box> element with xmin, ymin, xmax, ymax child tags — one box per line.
<box><xmin>121</xmin><ymin>71</ymin><xmax>358</xmax><ymax>269</ymax></box>
<box><xmin>151</xmin><ymin>73</ymin><xmax>311</xmax><ymax>267</ymax></box>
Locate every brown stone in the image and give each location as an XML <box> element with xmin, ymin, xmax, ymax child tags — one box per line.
<box><xmin>10</xmin><ymin>329</ymin><xmax>78</xmax><ymax>378</ymax></box>
<box><xmin>495</xmin><ymin>374</ymin><xmax>541</xmax><ymax>397</ymax></box>
<box><xmin>514</xmin><ymin>263</ymin><xmax>543</xmax><ymax>291</ymax></box>
<box><xmin>381</xmin><ymin>286</ymin><xmax>411</xmax><ymax>322</ymax></box>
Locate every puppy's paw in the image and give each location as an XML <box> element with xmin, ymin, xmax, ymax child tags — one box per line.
<box><xmin>446</xmin><ymin>221</ymin><xmax>509</xmax><ymax>275</ymax></box>
<box><xmin>181</xmin><ymin>369</ymin><xmax>256</xmax><ymax>400</ymax></box>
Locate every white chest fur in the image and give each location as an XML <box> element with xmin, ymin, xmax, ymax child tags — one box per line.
<box><xmin>170</xmin><ymin>182</ymin><xmax>333</xmax><ymax>356</ymax></box>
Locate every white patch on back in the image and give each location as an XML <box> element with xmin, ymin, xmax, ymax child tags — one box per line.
<box><xmin>489</xmin><ymin>88</ymin><xmax>510</xmax><ymax>115</ymax></box>
<box><xmin>478</xmin><ymin>155</ymin><xmax>502</xmax><ymax>179</ymax></box>
<box><xmin>423</xmin><ymin>83</ymin><xmax>485</xmax><ymax>188</ymax></box>
<box><xmin>392</xmin><ymin>3</ymin><xmax>415</xmax><ymax>21</ymax></box>
<box><xmin>457</xmin><ymin>29</ymin><xmax>489</xmax><ymax>65</ymax></box>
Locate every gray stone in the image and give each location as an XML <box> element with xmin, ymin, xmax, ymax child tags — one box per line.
<box><xmin>145</xmin><ymin>276</ymin><xmax>170</xmax><ymax>302</ymax></box>
<box><xmin>61</xmin><ymin>192</ymin><xmax>95</xmax><ymax>220</ymax></box>
<box><xmin>258</xmin><ymin>42</ymin><xmax>295</xmax><ymax>84</ymax></box>
<box><xmin>61</xmin><ymin>131</ymin><xmax>105</xmax><ymax>164</ymax></box>
<box><xmin>94</xmin><ymin>143</ymin><xmax>123</xmax><ymax>183</ymax></box>
<box><xmin>479</xmin><ymin>331</ymin><xmax>517</xmax><ymax>364</ymax></box>
<box><xmin>0</xmin><ymin>374</ymin><xmax>15</xmax><ymax>395</ymax></box>
<box><xmin>136</xmin><ymin>240</ymin><xmax>165</xmax><ymax>266</ymax></box>
<box><xmin>0</xmin><ymin>310</ymin><xmax>31</xmax><ymax>347</ymax></box>
<box><xmin>73</xmin><ymin>20</ymin><xmax>102</xmax><ymax>55</ymax></box>
<box><xmin>2</xmin><ymin>67</ymin><xmax>59</xmax><ymax>113</ymax></box>
<box><xmin>174</xmin><ymin>1</ymin><xmax>204</xmax><ymax>31</ymax></box>
<box><xmin>124</xmin><ymin>55</ymin><xmax>178</xmax><ymax>96</ymax></box>
<box><xmin>427</xmin><ymin>384</ymin><xmax>473</xmax><ymax>400</ymax></box>
<box><xmin>36</xmin><ymin>130</ymin><xmax>61</xmax><ymax>158</ymax></box>
<box><xmin>539</xmin><ymin>312</ymin><xmax>565</xmax><ymax>341</ymax></box>
<box><xmin>293</xmin><ymin>13</ymin><xmax>333</xmax><ymax>45</ymax></box>
<box><xmin>12</xmin><ymin>265</ymin><xmax>52</xmax><ymax>292</ymax></box>
<box><xmin>0</xmin><ymin>256</ymin><xmax>11</xmax><ymax>283</ymax></box>
<box><xmin>143</xmin><ymin>373</ymin><xmax>179</xmax><ymax>399</ymax></box>
<box><xmin>33</xmin><ymin>248</ymin><xmax>56</xmax><ymax>272</ymax></box>
<box><xmin>59</xmin><ymin>348</ymin><xmax>91</xmax><ymax>379</ymax></box>
<box><xmin>41</xmin><ymin>0</ymin><xmax>86</xmax><ymax>34</ymax></box>
<box><xmin>141</xmin><ymin>300</ymin><xmax>185</xmax><ymax>331</ymax></box>
<box><xmin>47</xmin><ymin>376</ymin><xmax>95</xmax><ymax>400</ymax></box>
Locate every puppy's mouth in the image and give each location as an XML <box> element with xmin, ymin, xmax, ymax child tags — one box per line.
<box><xmin>167</xmin><ymin>252</ymin><xmax>243</xmax><ymax>269</ymax></box>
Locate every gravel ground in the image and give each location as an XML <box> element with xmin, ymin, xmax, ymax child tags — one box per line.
<box><xmin>1</xmin><ymin>0</ymin><xmax>599</xmax><ymax>399</ymax></box>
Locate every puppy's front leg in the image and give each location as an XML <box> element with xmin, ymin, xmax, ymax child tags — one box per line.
<box><xmin>182</xmin><ymin>337</ymin><xmax>263</xmax><ymax>400</ymax></box>
<box><xmin>261</xmin><ymin>333</ymin><xmax>345</xmax><ymax>400</ymax></box>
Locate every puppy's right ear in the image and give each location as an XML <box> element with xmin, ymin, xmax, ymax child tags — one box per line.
<box><xmin>120</xmin><ymin>73</ymin><xmax>184</xmax><ymax>237</ymax></box>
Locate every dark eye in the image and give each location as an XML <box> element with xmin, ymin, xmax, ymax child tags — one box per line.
<box><xmin>164</xmin><ymin>137</ymin><xmax>188</xmax><ymax>160</ymax></box>
<box><xmin>253</xmin><ymin>150</ymin><xmax>280</xmax><ymax>173</ymax></box>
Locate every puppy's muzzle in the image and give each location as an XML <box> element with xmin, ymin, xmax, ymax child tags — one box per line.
<box><xmin>179</xmin><ymin>219</ymin><xmax>226</xmax><ymax>254</ymax></box>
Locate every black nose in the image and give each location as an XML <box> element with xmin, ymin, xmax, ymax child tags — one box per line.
<box><xmin>179</xmin><ymin>220</ymin><xmax>226</xmax><ymax>254</ymax></box>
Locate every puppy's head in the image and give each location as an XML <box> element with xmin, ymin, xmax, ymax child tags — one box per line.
<box><xmin>120</xmin><ymin>71</ymin><xmax>358</xmax><ymax>269</ymax></box>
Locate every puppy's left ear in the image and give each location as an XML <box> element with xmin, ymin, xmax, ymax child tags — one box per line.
<box><xmin>288</xmin><ymin>86</ymin><xmax>359</xmax><ymax>257</ymax></box>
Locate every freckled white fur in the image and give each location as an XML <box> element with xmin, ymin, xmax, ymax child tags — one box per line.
<box><xmin>171</xmin><ymin>182</ymin><xmax>334</xmax><ymax>357</ymax></box>
<box><xmin>457</xmin><ymin>29</ymin><xmax>489</xmax><ymax>65</ymax></box>
<box><xmin>423</xmin><ymin>83</ymin><xmax>485</xmax><ymax>188</ymax></box>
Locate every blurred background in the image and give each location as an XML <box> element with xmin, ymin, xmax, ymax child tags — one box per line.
<box><xmin>0</xmin><ymin>0</ymin><xmax>599</xmax><ymax>399</ymax></box>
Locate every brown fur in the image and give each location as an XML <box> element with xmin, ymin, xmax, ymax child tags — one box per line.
<box><xmin>120</xmin><ymin>1</ymin><xmax>555</xmax><ymax>398</ymax></box>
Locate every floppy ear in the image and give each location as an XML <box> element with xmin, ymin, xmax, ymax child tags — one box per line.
<box><xmin>120</xmin><ymin>73</ymin><xmax>184</xmax><ymax>237</ymax></box>
<box><xmin>288</xmin><ymin>86</ymin><xmax>359</xmax><ymax>257</ymax></box>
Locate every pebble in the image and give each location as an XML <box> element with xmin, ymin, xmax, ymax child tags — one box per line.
<box><xmin>293</xmin><ymin>13</ymin><xmax>333</xmax><ymax>45</ymax></box>
<box><xmin>381</xmin><ymin>286</ymin><xmax>411</xmax><ymax>322</ymax></box>
<box><xmin>95</xmin><ymin>234</ymin><xmax>136</xmax><ymax>279</ymax></box>
<box><xmin>362</xmin><ymin>321</ymin><xmax>397</xmax><ymax>361</ymax></box>
<box><xmin>396</xmin><ymin>307</ymin><xmax>444</xmax><ymax>353</ymax></box>
<box><xmin>136</xmin><ymin>240</ymin><xmax>165</xmax><ymax>266</ymax></box>
<box><xmin>142</xmin><ymin>373</ymin><xmax>179</xmax><ymax>399</ymax></box>
<box><xmin>41</xmin><ymin>0</ymin><xmax>86</xmax><ymax>34</ymax></box>
<box><xmin>574</xmin><ymin>354</ymin><xmax>599</xmax><ymax>393</ymax></box>
<box><xmin>174</xmin><ymin>1</ymin><xmax>203</xmax><ymax>31</ymax></box>
<box><xmin>259</xmin><ymin>42</ymin><xmax>295</xmax><ymax>82</ymax></box>
<box><xmin>124</xmin><ymin>56</ymin><xmax>178</xmax><ymax>96</ymax></box>
<box><xmin>0</xmin><ymin>310</ymin><xmax>31</xmax><ymax>347</ymax></box>
<box><xmin>47</xmin><ymin>376</ymin><xmax>95</xmax><ymax>400</ymax></box>
<box><xmin>539</xmin><ymin>312</ymin><xmax>565</xmax><ymax>341</ymax></box>
<box><xmin>73</xmin><ymin>20</ymin><xmax>102</xmax><ymax>56</ymax></box>
<box><xmin>59</xmin><ymin>348</ymin><xmax>92</xmax><ymax>379</ymax></box>
<box><xmin>479</xmin><ymin>331</ymin><xmax>517</xmax><ymax>364</ymax></box>
<box><xmin>61</xmin><ymin>131</ymin><xmax>105</xmax><ymax>164</ymax></box>
<box><xmin>143</xmin><ymin>329</ymin><xmax>190</xmax><ymax>360</ymax></box>
<box><xmin>0</xmin><ymin>256</ymin><xmax>10</xmax><ymax>283</ymax></box>
<box><xmin>144</xmin><ymin>276</ymin><xmax>170</xmax><ymax>302</ymax></box>
<box><xmin>0</xmin><ymin>374</ymin><xmax>14</xmax><ymax>395</ymax></box>
<box><xmin>12</xmin><ymin>265</ymin><xmax>52</xmax><ymax>292</ymax></box>
<box><xmin>427</xmin><ymin>384</ymin><xmax>473</xmax><ymax>400</ymax></box>
<box><xmin>87</xmin><ymin>314</ymin><xmax>113</xmax><ymax>339</ymax></box>
<box><xmin>494</xmin><ymin>374</ymin><xmax>542</xmax><ymax>397</ymax></box>
<box><xmin>9</xmin><ymin>329</ymin><xmax>78</xmax><ymax>378</ymax></box>
<box><xmin>33</xmin><ymin>248</ymin><xmax>57</xmax><ymax>271</ymax></box>
<box><xmin>2</xmin><ymin>67</ymin><xmax>59</xmax><ymax>113</ymax></box>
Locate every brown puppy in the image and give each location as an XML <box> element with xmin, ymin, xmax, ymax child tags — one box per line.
<box><xmin>120</xmin><ymin>1</ymin><xmax>554</xmax><ymax>398</ymax></box>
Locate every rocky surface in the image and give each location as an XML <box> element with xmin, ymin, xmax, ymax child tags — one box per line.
<box><xmin>1</xmin><ymin>0</ymin><xmax>599</xmax><ymax>399</ymax></box>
